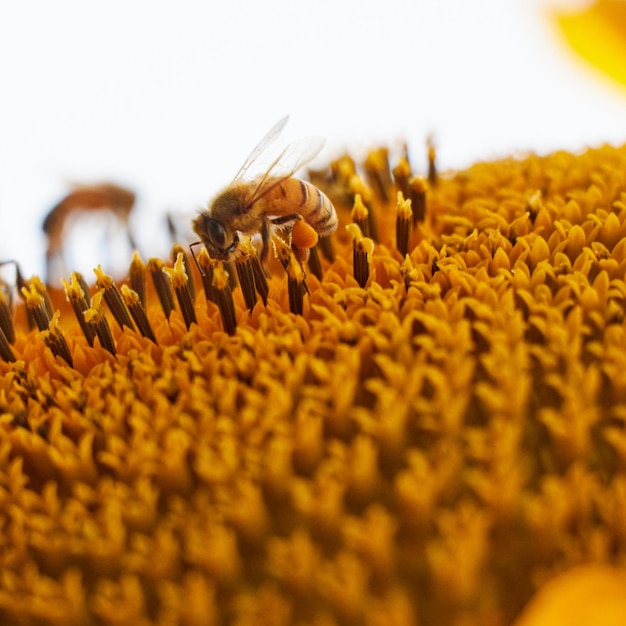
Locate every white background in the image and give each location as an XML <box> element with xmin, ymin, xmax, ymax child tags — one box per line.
<box><xmin>1</xmin><ymin>0</ymin><xmax>623</xmax><ymax>281</ymax></box>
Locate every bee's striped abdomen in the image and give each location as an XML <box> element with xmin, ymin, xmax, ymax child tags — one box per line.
<box><xmin>298</xmin><ymin>180</ymin><xmax>337</xmax><ymax>236</ymax></box>
<box><xmin>263</xmin><ymin>177</ymin><xmax>338</xmax><ymax>239</ymax></box>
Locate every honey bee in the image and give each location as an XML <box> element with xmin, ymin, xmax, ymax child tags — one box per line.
<box><xmin>42</xmin><ymin>183</ymin><xmax>137</xmax><ymax>283</ymax></box>
<box><xmin>192</xmin><ymin>116</ymin><xmax>337</xmax><ymax>265</ymax></box>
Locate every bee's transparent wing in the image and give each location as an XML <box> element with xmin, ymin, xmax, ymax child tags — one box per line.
<box><xmin>243</xmin><ymin>135</ymin><xmax>326</xmax><ymax>206</ymax></box>
<box><xmin>262</xmin><ymin>135</ymin><xmax>326</xmax><ymax>180</ymax></box>
<box><xmin>233</xmin><ymin>116</ymin><xmax>290</xmax><ymax>182</ymax></box>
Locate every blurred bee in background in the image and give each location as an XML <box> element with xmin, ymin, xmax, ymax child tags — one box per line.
<box><xmin>42</xmin><ymin>183</ymin><xmax>137</xmax><ymax>283</ymax></box>
<box><xmin>192</xmin><ymin>116</ymin><xmax>337</xmax><ymax>268</ymax></box>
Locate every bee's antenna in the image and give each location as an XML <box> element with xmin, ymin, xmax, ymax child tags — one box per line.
<box><xmin>189</xmin><ymin>241</ymin><xmax>205</xmax><ymax>276</ymax></box>
<box><xmin>0</xmin><ymin>260</ymin><xmax>26</xmax><ymax>291</ymax></box>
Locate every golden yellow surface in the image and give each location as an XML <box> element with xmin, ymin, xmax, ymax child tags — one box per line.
<box><xmin>553</xmin><ymin>0</ymin><xmax>626</xmax><ymax>88</ymax></box>
<box><xmin>513</xmin><ymin>565</ymin><xmax>626</xmax><ymax>626</ymax></box>
<box><xmin>2</xmin><ymin>143</ymin><xmax>626</xmax><ymax>625</ymax></box>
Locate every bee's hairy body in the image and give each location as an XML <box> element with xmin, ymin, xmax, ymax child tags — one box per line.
<box><xmin>209</xmin><ymin>182</ymin><xmax>263</xmax><ymax>235</ymax></box>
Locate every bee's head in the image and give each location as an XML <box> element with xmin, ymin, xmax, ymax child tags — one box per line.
<box><xmin>192</xmin><ymin>213</ymin><xmax>240</xmax><ymax>261</ymax></box>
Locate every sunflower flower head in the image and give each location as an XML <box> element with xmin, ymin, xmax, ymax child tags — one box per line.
<box><xmin>1</xmin><ymin>138</ymin><xmax>626</xmax><ymax>625</ymax></box>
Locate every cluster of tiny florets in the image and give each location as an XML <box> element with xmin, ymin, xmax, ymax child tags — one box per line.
<box><xmin>0</xmin><ymin>143</ymin><xmax>626</xmax><ymax>625</ymax></box>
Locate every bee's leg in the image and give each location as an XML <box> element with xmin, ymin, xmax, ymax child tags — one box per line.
<box><xmin>269</xmin><ymin>214</ymin><xmax>313</xmax><ymax>268</ymax></box>
<box><xmin>269</xmin><ymin>214</ymin><xmax>302</xmax><ymax>251</ymax></box>
<box><xmin>291</xmin><ymin>243</ymin><xmax>310</xmax><ymax>265</ymax></box>
<box><xmin>269</xmin><ymin>214</ymin><xmax>302</xmax><ymax>227</ymax></box>
<box><xmin>45</xmin><ymin>234</ymin><xmax>63</xmax><ymax>286</ymax></box>
<box><xmin>259</xmin><ymin>218</ymin><xmax>272</xmax><ymax>276</ymax></box>
<box><xmin>127</xmin><ymin>227</ymin><xmax>139</xmax><ymax>253</ymax></box>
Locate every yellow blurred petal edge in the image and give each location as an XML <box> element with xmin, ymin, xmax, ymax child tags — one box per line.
<box><xmin>513</xmin><ymin>565</ymin><xmax>626</xmax><ymax>626</ymax></box>
<box><xmin>554</xmin><ymin>0</ymin><xmax>626</xmax><ymax>88</ymax></box>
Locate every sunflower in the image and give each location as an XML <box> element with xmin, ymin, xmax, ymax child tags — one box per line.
<box><xmin>1</xmin><ymin>130</ymin><xmax>626</xmax><ymax>626</ymax></box>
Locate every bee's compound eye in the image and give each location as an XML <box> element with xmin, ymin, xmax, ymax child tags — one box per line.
<box><xmin>205</xmin><ymin>217</ymin><xmax>227</xmax><ymax>249</ymax></box>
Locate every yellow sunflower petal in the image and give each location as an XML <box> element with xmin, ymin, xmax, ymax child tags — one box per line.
<box><xmin>553</xmin><ymin>0</ymin><xmax>626</xmax><ymax>87</ymax></box>
<box><xmin>514</xmin><ymin>566</ymin><xmax>626</xmax><ymax>626</ymax></box>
